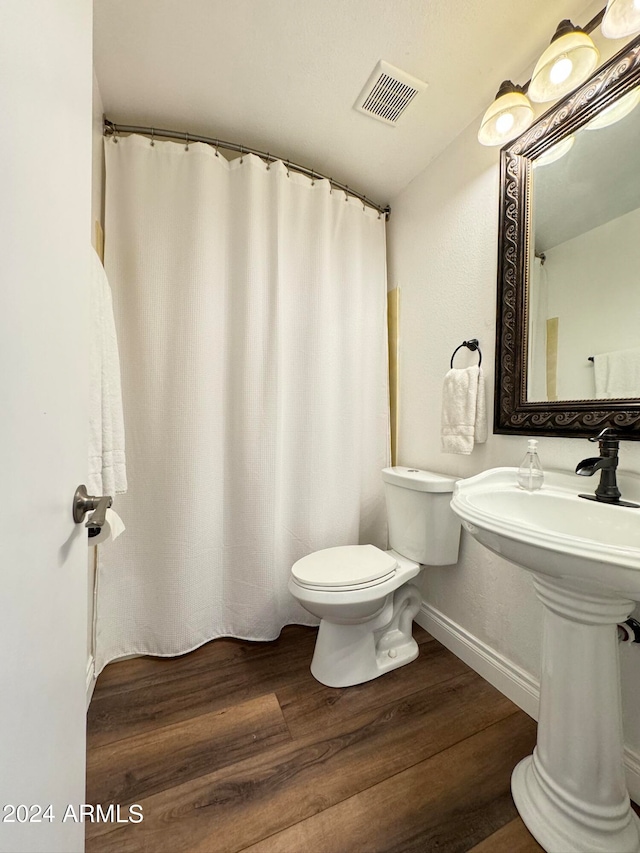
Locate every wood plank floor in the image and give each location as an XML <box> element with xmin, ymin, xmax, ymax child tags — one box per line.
<box><xmin>86</xmin><ymin>625</ymin><xmax>545</xmax><ymax>853</ymax></box>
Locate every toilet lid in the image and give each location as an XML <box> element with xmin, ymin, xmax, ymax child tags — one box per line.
<box><xmin>292</xmin><ymin>544</ymin><xmax>397</xmax><ymax>589</ymax></box>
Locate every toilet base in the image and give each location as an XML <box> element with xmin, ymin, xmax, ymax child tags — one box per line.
<box><xmin>310</xmin><ymin>583</ymin><xmax>422</xmax><ymax>688</ymax></box>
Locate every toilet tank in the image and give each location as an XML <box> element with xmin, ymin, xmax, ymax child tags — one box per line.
<box><xmin>382</xmin><ymin>467</ymin><xmax>461</xmax><ymax>565</ymax></box>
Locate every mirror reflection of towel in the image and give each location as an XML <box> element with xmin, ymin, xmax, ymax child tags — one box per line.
<box><xmin>441</xmin><ymin>365</ymin><xmax>487</xmax><ymax>455</ymax></box>
<box><xmin>593</xmin><ymin>348</ymin><xmax>640</xmax><ymax>399</ymax></box>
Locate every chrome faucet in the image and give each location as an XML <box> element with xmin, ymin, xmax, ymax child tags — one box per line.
<box><xmin>576</xmin><ymin>428</ymin><xmax>639</xmax><ymax>508</ymax></box>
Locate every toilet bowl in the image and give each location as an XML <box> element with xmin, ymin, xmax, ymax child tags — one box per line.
<box><xmin>289</xmin><ymin>467</ymin><xmax>461</xmax><ymax>687</ymax></box>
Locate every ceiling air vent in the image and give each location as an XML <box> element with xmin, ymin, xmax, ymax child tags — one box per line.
<box><xmin>354</xmin><ymin>60</ymin><xmax>428</xmax><ymax>126</ymax></box>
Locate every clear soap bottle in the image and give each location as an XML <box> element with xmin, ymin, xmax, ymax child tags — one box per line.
<box><xmin>517</xmin><ymin>439</ymin><xmax>544</xmax><ymax>491</ymax></box>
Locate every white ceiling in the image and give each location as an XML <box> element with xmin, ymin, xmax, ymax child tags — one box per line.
<box><xmin>94</xmin><ymin>0</ymin><xmax>599</xmax><ymax>205</ymax></box>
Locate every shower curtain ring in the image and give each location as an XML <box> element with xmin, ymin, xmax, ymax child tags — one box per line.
<box><xmin>185</xmin><ymin>133</ymin><xmax>190</xmax><ymax>152</ymax></box>
<box><xmin>286</xmin><ymin>160</ymin><xmax>290</xmax><ymax>177</ymax></box>
<box><xmin>345</xmin><ymin>186</ymin><xmax>349</xmax><ymax>202</ymax></box>
<box><xmin>112</xmin><ymin>126</ymin><xmax>119</xmax><ymax>144</ymax></box>
<box><xmin>150</xmin><ymin>128</ymin><xmax>155</xmax><ymax>147</ymax></box>
<box><xmin>240</xmin><ymin>145</ymin><xmax>244</xmax><ymax>164</ymax></box>
<box><xmin>266</xmin><ymin>153</ymin><xmax>270</xmax><ymax>171</ymax></box>
<box><xmin>311</xmin><ymin>169</ymin><xmax>315</xmax><ymax>186</ymax></box>
<box><xmin>215</xmin><ymin>140</ymin><xmax>220</xmax><ymax>157</ymax></box>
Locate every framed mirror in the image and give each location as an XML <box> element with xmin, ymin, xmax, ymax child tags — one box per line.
<box><xmin>495</xmin><ymin>35</ymin><xmax>640</xmax><ymax>437</ymax></box>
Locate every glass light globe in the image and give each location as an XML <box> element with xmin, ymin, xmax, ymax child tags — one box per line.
<box><xmin>602</xmin><ymin>0</ymin><xmax>640</xmax><ymax>38</ymax></box>
<box><xmin>528</xmin><ymin>22</ymin><xmax>599</xmax><ymax>103</ymax></box>
<box><xmin>478</xmin><ymin>82</ymin><xmax>534</xmax><ymax>146</ymax></box>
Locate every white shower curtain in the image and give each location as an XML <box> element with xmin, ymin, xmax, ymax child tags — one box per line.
<box><xmin>95</xmin><ymin>134</ymin><xmax>389</xmax><ymax>673</ymax></box>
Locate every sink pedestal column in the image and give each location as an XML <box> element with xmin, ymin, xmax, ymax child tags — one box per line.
<box><xmin>512</xmin><ymin>575</ymin><xmax>640</xmax><ymax>853</ymax></box>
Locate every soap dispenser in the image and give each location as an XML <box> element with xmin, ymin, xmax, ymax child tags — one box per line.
<box><xmin>517</xmin><ymin>439</ymin><xmax>544</xmax><ymax>491</ymax></box>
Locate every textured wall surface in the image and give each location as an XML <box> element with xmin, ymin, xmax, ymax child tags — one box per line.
<box><xmin>92</xmin><ymin>70</ymin><xmax>105</xmax><ymax>241</ymax></box>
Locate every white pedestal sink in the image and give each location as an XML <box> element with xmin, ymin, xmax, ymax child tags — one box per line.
<box><xmin>451</xmin><ymin>468</ymin><xmax>640</xmax><ymax>853</ymax></box>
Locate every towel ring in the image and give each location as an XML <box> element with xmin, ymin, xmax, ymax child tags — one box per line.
<box><xmin>450</xmin><ymin>339</ymin><xmax>482</xmax><ymax>369</ymax></box>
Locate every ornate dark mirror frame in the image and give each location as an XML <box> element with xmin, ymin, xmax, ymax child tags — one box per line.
<box><xmin>495</xmin><ymin>35</ymin><xmax>640</xmax><ymax>438</ymax></box>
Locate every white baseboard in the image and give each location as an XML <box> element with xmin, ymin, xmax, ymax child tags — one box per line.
<box><xmin>416</xmin><ymin>601</ymin><xmax>640</xmax><ymax>803</ymax></box>
<box><xmin>86</xmin><ymin>655</ymin><xmax>96</xmax><ymax>711</ymax></box>
<box><xmin>416</xmin><ymin>602</ymin><xmax>540</xmax><ymax>718</ymax></box>
<box><xmin>625</xmin><ymin>747</ymin><xmax>640</xmax><ymax>805</ymax></box>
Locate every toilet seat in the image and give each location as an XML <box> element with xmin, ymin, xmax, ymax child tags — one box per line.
<box><xmin>291</xmin><ymin>544</ymin><xmax>397</xmax><ymax>591</ymax></box>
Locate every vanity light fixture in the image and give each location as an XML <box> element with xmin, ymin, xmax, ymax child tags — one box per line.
<box><xmin>477</xmin><ymin>7</ymin><xmax>638</xmax><ymax>148</ymax></box>
<box><xmin>602</xmin><ymin>0</ymin><xmax>640</xmax><ymax>38</ymax></box>
<box><xmin>477</xmin><ymin>81</ymin><xmax>534</xmax><ymax>146</ymax></box>
<box><xmin>584</xmin><ymin>85</ymin><xmax>640</xmax><ymax>128</ymax></box>
<box><xmin>528</xmin><ymin>20</ymin><xmax>599</xmax><ymax>103</ymax></box>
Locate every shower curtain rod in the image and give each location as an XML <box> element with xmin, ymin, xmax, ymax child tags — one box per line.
<box><xmin>103</xmin><ymin>119</ymin><xmax>391</xmax><ymax>218</ymax></box>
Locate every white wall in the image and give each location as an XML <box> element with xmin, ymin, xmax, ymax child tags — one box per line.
<box><xmin>92</xmin><ymin>70</ymin><xmax>105</xmax><ymax>236</ymax></box>
<box><xmin>386</xmin><ymin>35</ymin><xmax>640</xmax><ymax>760</ymax></box>
<box><xmin>544</xmin><ymin>206</ymin><xmax>640</xmax><ymax>400</ymax></box>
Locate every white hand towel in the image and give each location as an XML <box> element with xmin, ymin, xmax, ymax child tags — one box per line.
<box><xmin>593</xmin><ymin>348</ymin><xmax>640</xmax><ymax>399</ymax></box>
<box><xmin>441</xmin><ymin>365</ymin><xmax>487</xmax><ymax>454</ymax></box>
<box><xmin>88</xmin><ymin>247</ymin><xmax>128</xmax><ymax>497</ymax></box>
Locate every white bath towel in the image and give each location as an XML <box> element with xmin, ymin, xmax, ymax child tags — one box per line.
<box><xmin>441</xmin><ymin>365</ymin><xmax>487</xmax><ymax>454</ymax></box>
<box><xmin>88</xmin><ymin>247</ymin><xmax>128</xmax><ymax>497</ymax></box>
<box><xmin>593</xmin><ymin>348</ymin><xmax>640</xmax><ymax>399</ymax></box>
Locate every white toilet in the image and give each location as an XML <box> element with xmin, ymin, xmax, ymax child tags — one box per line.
<box><xmin>288</xmin><ymin>466</ymin><xmax>461</xmax><ymax>687</ymax></box>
